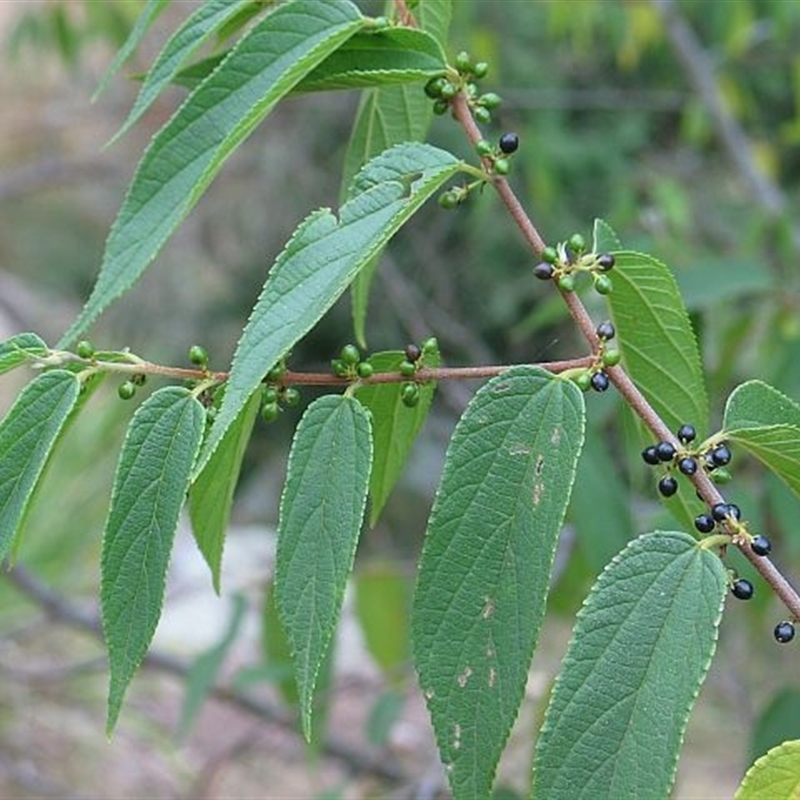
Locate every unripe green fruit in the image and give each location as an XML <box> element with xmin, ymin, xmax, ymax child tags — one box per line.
<box><xmin>568</xmin><ymin>233</ymin><xmax>586</xmax><ymax>253</ymax></box>
<box><xmin>401</xmin><ymin>382</ymin><xmax>420</xmax><ymax>407</ymax></box>
<box><xmin>189</xmin><ymin>345</ymin><xmax>209</xmax><ymax>366</ymax></box>
<box><xmin>261</xmin><ymin>402</ymin><xmax>280</xmax><ymax>423</ymax></box>
<box><xmin>711</xmin><ymin>467</ymin><xmax>732</xmax><ymax>484</ymax></box>
<box><xmin>594</xmin><ymin>275</ymin><xmax>613</xmax><ymax>295</ymax></box>
<box><xmin>455</xmin><ymin>51</ymin><xmax>472</xmax><ymax>72</ymax></box>
<box><xmin>372</xmin><ymin>15</ymin><xmax>389</xmax><ymax>29</ymax></box>
<box><xmin>263</xmin><ymin>386</ymin><xmax>279</xmax><ymax>405</ymax></box>
<box><xmin>440</xmin><ymin>82</ymin><xmax>457</xmax><ymax>100</ymax></box>
<box><xmin>493</xmin><ymin>157</ymin><xmax>510</xmax><ymax>176</ymax></box>
<box><xmin>602</xmin><ymin>348</ymin><xmax>621</xmax><ymax>367</ymax></box>
<box><xmin>473</xmin><ymin>61</ymin><xmax>489</xmax><ymax>78</ymax></box>
<box><xmin>331</xmin><ymin>359</ymin><xmax>349</xmax><ymax>378</ymax></box>
<box><xmin>356</xmin><ymin>362</ymin><xmax>374</xmax><ymax>379</ymax></box>
<box><xmin>541</xmin><ymin>246</ymin><xmax>559</xmax><ymax>264</ymax></box>
<box><xmin>433</xmin><ymin>99</ymin><xmax>449</xmax><ymax>115</ymax></box>
<box><xmin>266</xmin><ymin>361</ymin><xmax>286</xmax><ymax>382</ymax></box>
<box><xmin>473</xmin><ymin>106</ymin><xmax>491</xmax><ymax>124</ymax></box>
<box><xmin>76</xmin><ymin>340</ymin><xmax>94</xmax><ymax>359</ymax></box>
<box><xmin>340</xmin><ymin>344</ymin><xmax>361</xmax><ymax>365</ymax></box>
<box><xmin>557</xmin><ymin>274</ymin><xmax>576</xmax><ymax>293</ymax></box>
<box><xmin>575</xmin><ymin>371</ymin><xmax>592</xmax><ymax>392</ymax></box>
<box><xmin>438</xmin><ymin>190</ymin><xmax>459</xmax><ymax>210</ymax></box>
<box><xmin>422</xmin><ymin>337</ymin><xmax>438</xmax><ymax>356</ymax></box>
<box><xmin>475</xmin><ymin>139</ymin><xmax>493</xmax><ymax>157</ymax></box>
<box><xmin>118</xmin><ymin>381</ymin><xmax>136</xmax><ymax>400</ymax></box>
<box><xmin>424</xmin><ymin>76</ymin><xmax>446</xmax><ymax>99</ymax></box>
<box><xmin>399</xmin><ymin>360</ymin><xmax>417</xmax><ymax>378</ymax></box>
<box><xmin>281</xmin><ymin>386</ymin><xmax>301</xmax><ymax>407</ymax></box>
<box><xmin>479</xmin><ymin>92</ymin><xmax>502</xmax><ymax>109</ymax></box>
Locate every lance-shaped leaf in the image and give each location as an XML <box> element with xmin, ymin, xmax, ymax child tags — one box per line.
<box><xmin>735</xmin><ymin>740</ymin><xmax>800</xmax><ymax>800</ymax></box>
<box><xmin>101</xmin><ymin>386</ymin><xmax>205</xmax><ymax>734</ymax></box>
<box><xmin>0</xmin><ymin>370</ymin><xmax>80</xmax><ymax>561</ymax></box>
<box><xmin>532</xmin><ymin>531</ymin><xmax>727</xmax><ymax>800</ymax></box>
<box><xmin>109</xmin><ymin>0</ymin><xmax>261</xmax><ymax>144</ymax></box>
<box><xmin>412</xmin><ymin>367</ymin><xmax>586</xmax><ymax>800</ymax></box>
<box><xmin>355</xmin><ymin>347</ymin><xmax>440</xmax><ymax>526</ymax></box>
<box><xmin>723</xmin><ymin>380</ymin><xmax>800</xmax><ymax>501</ymax></box>
<box><xmin>0</xmin><ymin>332</ymin><xmax>47</xmax><ymax>377</ymax></box>
<box><xmin>607</xmin><ymin>251</ymin><xmax>707</xmax><ymax>433</ymax></box>
<box><xmin>195</xmin><ymin>142</ymin><xmax>461</xmax><ymax>476</ymax></box>
<box><xmin>275</xmin><ymin>395</ymin><xmax>372</xmax><ymax>740</ymax></box>
<box><xmin>188</xmin><ymin>387</ymin><xmax>262</xmax><ymax>593</ymax></box>
<box><xmin>59</xmin><ymin>0</ymin><xmax>366</xmax><ymax>347</ymax></box>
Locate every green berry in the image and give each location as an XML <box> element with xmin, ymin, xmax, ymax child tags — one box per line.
<box><xmin>602</xmin><ymin>348</ymin><xmax>621</xmax><ymax>367</ymax></box>
<box><xmin>473</xmin><ymin>61</ymin><xmax>489</xmax><ymax>79</ymax></box>
<box><xmin>594</xmin><ymin>274</ymin><xmax>613</xmax><ymax>295</ymax></box>
<box><xmin>280</xmin><ymin>386</ymin><xmax>301</xmax><ymax>408</ymax></box>
<box><xmin>263</xmin><ymin>385</ymin><xmax>279</xmax><ymax>405</ymax></box>
<box><xmin>658</xmin><ymin>475</ymin><xmax>678</xmax><ymax>497</ymax></box>
<box><xmin>356</xmin><ymin>362</ymin><xmax>374</xmax><ymax>379</ymax></box>
<box><xmin>189</xmin><ymin>344</ymin><xmax>208</xmax><ymax>366</ymax></box>
<box><xmin>372</xmin><ymin>15</ymin><xmax>389</xmax><ymax>29</ymax></box>
<box><xmin>340</xmin><ymin>344</ymin><xmax>361</xmax><ymax>365</ymax></box>
<box><xmin>473</xmin><ymin>106</ymin><xmax>491</xmax><ymax>124</ymax></box>
<box><xmin>438</xmin><ymin>190</ymin><xmax>459</xmax><ymax>210</ymax></box>
<box><xmin>568</xmin><ymin>233</ymin><xmax>586</xmax><ymax>254</ymax></box>
<box><xmin>399</xmin><ymin>360</ymin><xmax>417</xmax><ymax>378</ymax></box>
<box><xmin>455</xmin><ymin>51</ymin><xmax>472</xmax><ymax>72</ymax></box>
<box><xmin>479</xmin><ymin>92</ymin><xmax>502</xmax><ymax>109</ymax></box>
<box><xmin>76</xmin><ymin>340</ymin><xmax>94</xmax><ymax>359</ymax></box>
<box><xmin>440</xmin><ymin>82</ymin><xmax>457</xmax><ymax>100</ymax></box>
<box><xmin>710</xmin><ymin>467</ymin><xmax>733</xmax><ymax>484</ymax></box>
<box><xmin>731</xmin><ymin>578</ymin><xmax>754</xmax><ymax>600</ymax></box>
<box><xmin>493</xmin><ymin>157</ymin><xmax>510</xmax><ymax>176</ymax></box>
<box><xmin>498</xmin><ymin>132</ymin><xmax>519</xmax><ymax>154</ymax></box>
<box><xmin>401</xmin><ymin>382</ymin><xmax>420</xmax><ymax>407</ymax></box>
<box><xmin>541</xmin><ymin>246</ymin><xmax>559</xmax><ymax>264</ymax></box>
<box><xmin>575</xmin><ymin>371</ymin><xmax>592</xmax><ymax>392</ymax></box>
<box><xmin>261</xmin><ymin>402</ymin><xmax>280</xmax><ymax>423</ymax></box>
<box><xmin>557</xmin><ymin>274</ymin><xmax>576</xmax><ymax>293</ymax></box>
<box><xmin>422</xmin><ymin>337</ymin><xmax>438</xmax><ymax>356</ymax></box>
<box><xmin>266</xmin><ymin>361</ymin><xmax>286</xmax><ymax>382</ymax></box>
<box><xmin>118</xmin><ymin>381</ymin><xmax>136</xmax><ymax>400</ymax></box>
<box><xmin>433</xmin><ymin>99</ymin><xmax>449</xmax><ymax>115</ymax></box>
<box><xmin>475</xmin><ymin>139</ymin><xmax>493</xmax><ymax>157</ymax></box>
<box><xmin>774</xmin><ymin>621</ymin><xmax>795</xmax><ymax>643</ymax></box>
<box><xmin>424</xmin><ymin>76</ymin><xmax>447</xmax><ymax>98</ymax></box>
<box><xmin>331</xmin><ymin>359</ymin><xmax>349</xmax><ymax>378</ymax></box>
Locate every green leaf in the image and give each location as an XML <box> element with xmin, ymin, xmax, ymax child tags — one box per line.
<box><xmin>294</xmin><ymin>26</ymin><xmax>445</xmax><ymax>93</ymax></box>
<box><xmin>532</xmin><ymin>531</ymin><xmax>727</xmax><ymax>800</ymax></box>
<box><xmin>412</xmin><ymin>367</ymin><xmax>586</xmax><ymax>800</ymax></box>
<box><xmin>592</xmin><ymin>217</ymin><xmax>622</xmax><ymax>253</ymax></box>
<box><xmin>735</xmin><ymin>740</ymin><xmax>800</xmax><ymax>800</ymax></box>
<box><xmin>724</xmin><ymin>379</ymin><xmax>800</xmax><ymax>431</ymax></box>
<box><xmin>0</xmin><ymin>370</ymin><xmax>80</xmax><ymax>561</ymax></box>
<box><xmin>356</xmin><ymin>347</ymin><xmax>440</xmax><ymax>526</ymax></box>
<box><xmin>109</xmin><ymin>0</ymin><xmax>260</xmax><ymax>144</ymax></box>
<box><xmin>725</xmin><ymin>424</ymin><xmax>800</xmax><ymax>501</ymax></box>
<box><xmin>274</xmin><ymin>395</ymin><xmax>372</xmax><ymax>741</ymax></box>
<box><xmin>195</xmin><ymin>142</ymin><xmax>461</xmax><ymax>476</ymax></box>
<box><xmin>607</xmin><ymin>250</ymin><xmax>708</xmax><ymax>433</ymax></box>
<box><xmin>101</xmin><ymin>386</ymin><xmax>205</xmax><ymax>734</ymax></box>
<box><xmin>750</xmin><ymin>689</ymin><xmax>800</xmax><ymax>764</ymax></box>
<box><xmin>0</xmin><ymin>332</ymin><xmax>48</xmax><ymax>377</ymax></box>
<box><xmin>93</xmin><ymin>0</ymin><xmax>171</xmax><ymax>100</ymax></box>
<box><xmin>188</xmin><ymin>387</ymin><xmax>262</xmax><ymax>593</ymax></box>
<box><xmin>59</xmin><ymin>0</ymin><xmax>366</xmax><ymax>347</ymax></box>
<box><xmin>414</xmin><ymin>0</ymin><xmax>453</xmax><ymax>47</ymax></box>
<box><xmin>178</xmin><ymin>593</ymin><xmax>246</xmax><ymax>741</ymax></box>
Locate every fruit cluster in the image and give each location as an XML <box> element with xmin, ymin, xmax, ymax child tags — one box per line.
<box><xmin>260</xmin><ymin>358</ymin><xmax>300</xmax><ymax>423</ymax></box>
<box><xmin>397</xmin><ymin>338</ymin><xmax>438</xmax><ymax>408</ymax></box>
<box><xmin>533</xmin><ymin>233</ymin><xmax>615</xmax><ymax>296</ymax></box>
<box><xmin>424</xmin><ymin>51</ymin><xmax>494</xmax><ymax>122</ymax></box>
<box><xmin>571</xmin><ymin>320</ymin><xmax>620</xmax><ymax>394</ymax></box>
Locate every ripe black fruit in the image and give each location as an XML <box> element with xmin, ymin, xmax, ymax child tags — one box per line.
<box><xmin>596</xmin><ymin>253</ymin><xmax>615</xmax><ymax>271</ymax></box>
<box><xmin>694</xmin><ymin>514</ymin><xmax>715</xmax><ymax>533</ymax></box>
<box><xmin>678</xmin><ymin>457</ymin><xmax>698</xmax><ymax>476</ymax></box>
<box><xmin>711</xmin><ymin>502</ymin><xmax>740</xmax><ymax>522</ymax></box>
<box><xmin>590</xmin><ymin>371</ymin><xmax>610</xmax><ymax>392</ymax></box>
<box><xmin>642</xmin><ymin>446</ymin><xmax>660</xmax><ymax>466</ymax></box>
<box><xmin>655</xmin><ymin>441</ymin><xmax>676</xmax><ymax>462</ymax></box>
<box><xmin>596</xmin><ymin>320</ymin><xmax>615</xmax><ymax>340</ymax></box>
<box><xmin>658</xmin><ymin>476</ymin><xmax>678</xmax><ymax>497</ymax></box>
<box><xmin>731</xmin><ymin>578</ymin><xmax>754</xmax><ymax>600</ymax></box>
<box><xmin>533</xmin><ymin>262</ymin><xmax>554</xmax><ymax>280</ymax></box>
<box><xmin>774</xmin><ymin>621</ymin><xmax>795</xmax><ymax>643</ymax></box>
<box><xmin>405</xmin><ymin>343</ymin><xmax>422</xmax><ymax>363</ymax></box>
<box><xmin>677</xmin><ymin>424</ymin><xmax>696</xmax><ymax>443</ymax></box>
<box><xmin>751</xmin><ymin>535</ymin><xmax>772</xmax><ymax>556</ymax></box>
<box><xmin>498</xmin><ymin>132</ymin><xmax>519</xmax><ymax>154</ymax></box>
<box><xmin>710</xmin><ymin>443</ymin><xmax>732</xmax><ymax>467</ymax></box>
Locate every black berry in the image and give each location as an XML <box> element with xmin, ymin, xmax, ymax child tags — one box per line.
<box><xmin>596</xmin><ymin>320</ymin><xmax>615</xmax><ymax>340</ymax></box>
<box><xmin>774</xmin><ymin>621</ymin><xmax>795</xmax><ymax>643</ymax></box>
<box><xmin>590</xmin><ymin>371</ymin><xmax>610</xmax><ymax>392</ymax></box>
<box><xmin>658</xmin><ymin>476</ymin><xmax>678</xmax><ymax>497</ymax></box>
<box><xmin>694</xmin><ymin>514</ymin><xmax>715</xmax><ymax>533</ymax></box>
<box><xmin>711</xmin><ymin>503</ymin><xmax>733</xmax><ymax>522</ymax></box>
<box><xmin>596</xmin><ymin>253</ymin><xmax>615</xmax><ymax>271</ymax></box>
<box><xmin>710</xmin><ymin>444</ymin><xmax>732</xmax><ymax>467</ymax></box>
<box><xmin>677</xmin><ymin>424</ymin><xmax>696</xmax><ymax>444</ymax></box>
<box><xmin>751</xmin><ymin>535</ymin><xmax>772</xmax><ymax>557</ymax></box>
<box><xmin>655</xmin><ymin>441</ymin><xmax>676</xmax><ymax>462</ymax></box>
<box><xmin>731</xmin><ymin>578</ymin><xmax>754</xmax><ymax>600</ymax></box>
<box><xmin>678</xmin><ymin>457</ymin><xmax>698</xmax><ymax>476</ymax></box>
<box><xmin>642</xmin><ymin>445</ymin><xmax>660</xmax><ymax>466</ymax></box>
<box><xmin>498</xmin><ymin>132</ymin><xmax>519</xmax><ymax>154</ymax></box>
<box><xmin>405</xmin><ymin>343</ymin><xmax>422</xmax><ymax>363</ymax></box>
<box><xmin>727</xmin><ymin>503</ymin><xmax>741</xmax><ymax>521</ymax></box>
<box><xmin>533</xmin><ymin>262</ymin><xmax>555</xmax><ymax>280</ymax></box>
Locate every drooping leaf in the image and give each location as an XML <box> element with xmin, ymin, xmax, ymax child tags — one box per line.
<box><xmin>93</xmin><ymin>0</ymin><xmax>171</xmax><ymax>100</ymax></box>
<box><xmin>735</xmin><ymin>740</ymin><xmax>800</xmax><ymax>800</ymax></box>
<box><xmin>725</xmin><ymin>424</ymin><xmax>800</xmax><ymax>501</ymax></box>
<box><xmin>0</xmin><ymin>332</ymin><xmax>48</xmax><ymax>377</ymax></box>
<box><xmin>592</xmin><ymin>217</ymin><xmax>622</xmax><ymax>253</ymax></box>
<box><xmin>177</xmin><ymin>593</ymin><xmax>246</xmax><ymax>741</ymax></box>
<box><xmin>724</xmin><ymin>379</ymin><xmax>800</xmax><ymax>431</ymax></box>
<box><xmin>274</xmin><ymin>395</ymin><xmax>372</xmax><ymax>740</ymax></box>
<box><xmin>532</xmin><ymin>531</ymin><xmax>727</xmax><ymax>800</ymax></box>
<box><xmin>195</xmin><ymin>142</ymin><xmax>461</xmax><ymax>476</ymax></box>
<box><xmin>59</xmin><ymin>0</ymin><xmax>366</xmax><ymax>347</ymax></box>
<box><xmin>109</xmin><ymin>0</ymin><xmax>261</xmax><ymax>144</ymax></box>
<box><xmin>607</xmin><ymin>250</ymin><xmax>708</xmax><ymax>433</ymax></box>
<box><xmin>188</xmin><ymin>386</ymin><xmax>262</xmax><ymax>593</ymax></box>
<box><xmin>294</xmin><ymin>26</ymin><xmax>445</xmax><ymax>92</ymax></box>
<box><xmin>101</xmin><ymin>386</ymin><xmax>205</xmax><ymax>734</ymax></box>
<box><xmin>355</xmin><ymin>347</ymin><xmax>440</xmax><ymax>526</ymax></box>
<box><xmin>0</xmin><ymin>370</ymin><xmax>80</xmax><ymax>561</ymax></box>
<box><xmin>413</xmin><ymin>367</ymin><xmax>586</xmax><ymax>800</ymax></box>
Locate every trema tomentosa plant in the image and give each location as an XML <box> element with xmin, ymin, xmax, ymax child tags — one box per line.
<box><xmin>2</xmin><ymin>1</ymin><xmax>800</xmax><ymax>797</ymax></box>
